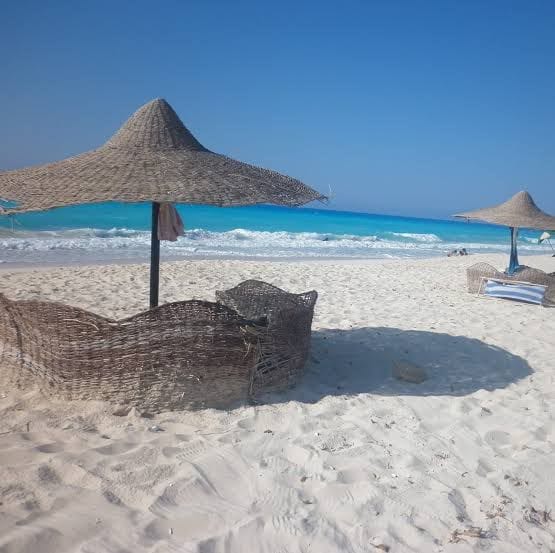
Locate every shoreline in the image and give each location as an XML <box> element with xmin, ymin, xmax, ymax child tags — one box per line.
<box><xmin>0</xmin><ymin>253</ymin><xmax>400</xmax><ymax>271</ymax></box>
<box><xmin>1</xmin><ymin>250</ymin><xmax>553</xmax><ymax>272</ymax></box>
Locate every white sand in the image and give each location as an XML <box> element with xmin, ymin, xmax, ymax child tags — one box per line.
<box><xmin>0</xmin><ymin>254</ymin><xmax>553</xmax><ymax>552</ymax></box>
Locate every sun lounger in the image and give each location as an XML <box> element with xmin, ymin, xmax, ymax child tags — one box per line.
<box><xmin>467</xmin><ymin>263</ymin><xmax>554</xmax><ymax>306</ymax></box>
<box><xmin>482</xmin><ymin>278</ymin><xmax>546</xmax><ymax>305</ymax></box>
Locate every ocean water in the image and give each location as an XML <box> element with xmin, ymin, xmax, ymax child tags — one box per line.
<box><xmin>0</xmin><ymin>202</ymin><xmax>551</xmax><ymax>265</ymax></box>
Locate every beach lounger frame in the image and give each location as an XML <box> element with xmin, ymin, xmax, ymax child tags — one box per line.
<box><xmin>477</xmin><ymin>276</ymin><xmax>548</xmax><ymax>306</ymax></box>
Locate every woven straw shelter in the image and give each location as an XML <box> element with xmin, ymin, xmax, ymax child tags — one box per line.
<box><xmin>216</xmin><ymin>280</ymin><xmax>318</xmax><ymax>395</ymax></box>
<box><xmin>454</xmin><ymin>191</ymin><xmax>555</xmax><ymax>275</ymax></box>
<box><xmin>0</xmin><ymin>280</ymin><xmax>318</xmax><ymax>411</ymax></box>
<box><xmin>0</xmin><ymin>98</ymin><xmax>324</xmax><ymax>213</ymax></box>
<box><xmin>454</xmin><ymin>191</ymin><xmax>555</xmax><ymax>229</ymax></box>
<box><xmin>0</xmin><ymin>293</ymin><xmax>263</xmax><ymax>411</ymax></box>
<box><xmin>0</xmin><ymin>98</ymin><xmax>325</xmax><ymax>306</ymax></box>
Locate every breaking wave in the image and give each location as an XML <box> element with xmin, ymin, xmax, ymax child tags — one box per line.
<box><xmin>390</xmin><ymin>232</ymin><xmax>442</xmax><ymax>242</ymax></box>
<box><xmin>0</xmin><ymin>226</ymin><xmax>551</xmax><ymax>264</ymax></box>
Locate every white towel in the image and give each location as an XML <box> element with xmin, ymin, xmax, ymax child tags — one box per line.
<box><xmin>157</xmin><ymin>203</ymin><xmax>185</xmax><ymax>241</ymax></box>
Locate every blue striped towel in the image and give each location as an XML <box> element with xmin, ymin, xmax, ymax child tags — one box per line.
<box><xmin>483</xmin><ymin>279</ymin><xmax>546</xmax><ymax>305</ymax></box>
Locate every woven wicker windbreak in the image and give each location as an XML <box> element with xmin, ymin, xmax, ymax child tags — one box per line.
<box><xmin>0</xmin><ymin>98</ymin><xmax>325</xmax><ymax>214</ymax></box>
<box><xmin>0</xmin><ymin>280</ymin><xmax>318</xmax><ymax>410</ymax></box>
<box><xmin>454</xmin><ymin>191</ymin><xmax>555</xmax><ymax>230</ymax></box>
<box><xmin>0</xmin><ymin>293</ymin><xmax>265</xmax><ymax>411</ymax></box>
<box><xmin>216</xmin><ymin>280</ymin><xmax>318</xmax><ymax>396</ymax></box>
<box><xmin>466</xmin><ymin>262</ymin><xmax>555</xmax><ymax>306</ymax></box>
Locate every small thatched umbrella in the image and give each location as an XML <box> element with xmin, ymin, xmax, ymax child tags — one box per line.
<box><xmin>454</xmin><ymin>191</ymin><xmax>555</xmax><ymax>274</ymax></box>
<box><xmin>0</xmin><ymin>99</ymin><xmax>325</xmax><ymax>306</ymax></box>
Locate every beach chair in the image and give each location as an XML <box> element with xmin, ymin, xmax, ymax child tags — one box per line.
<box><xmin>482</xmin><ymin>278</ymin><xmax>546</xmax><ymax>305</ymax></box>
<box><xmin>467</xmin><ymin>263</ymin><xmax>555</xmax><ymax>306</ymax></box>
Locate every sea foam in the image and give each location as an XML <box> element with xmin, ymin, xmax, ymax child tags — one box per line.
<box><xmin>0</xmin><ymin>226</ymin><xmax>551</xmax><ymax>265</ymax></box>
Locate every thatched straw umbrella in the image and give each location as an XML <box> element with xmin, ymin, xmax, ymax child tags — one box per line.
<box><xmin>0</xmin><ymin>99</ymin><xmax>325</xmax><ymax>306</ymax></box>
<box><xmin>454</xmin><ymin>191</ymin><xmax>555</xmax><ymax>274</ymax></box>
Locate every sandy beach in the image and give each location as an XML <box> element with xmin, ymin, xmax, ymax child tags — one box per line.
<box><xmin>0</xmin><ymin>253</ymin><xmax>553</xmax><ymax>552</ymax></box>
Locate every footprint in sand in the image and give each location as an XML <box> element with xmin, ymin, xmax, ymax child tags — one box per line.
<box><xmin>257</xmin><ymin>455</ymin><xmax>296</xmax><ymax>474</ymax></box>
<box><xmin>484</xmin><ymin>430</ymin><xmax>511</xmax><ymax>451</ymax></box>
<box><xmin>161</xmin><ymin>446</ymin><xmax>181</xmax><ymax>458</ymax></box>
<box><xmin>94</xmin><ymin>442</ymin><xmax>137</xmax><ymax>456</ymax></box>
<box><xmin>217</xmin><ymin>433</ymin><xmax>240</xmax><ymax>445</ymax></box>
<box><xmin>37</xmin><ymin>464</ymin><xmax>61</xmax><ymax>485</ymax></box>
<box><xmin>142</xmin><ymin>518</ymin><xmax>172</xmax><ymax>541</ymax></box>
<box><xmin>174</xmin><ymin>434</ymin><xmax>194</xmax><ymax>442</ymax></box>
<box><xmin>175</xmin><ymin>440</ymin><xmax>210</xmax><ymax>462</ymax></box>
<box><xmin>318</xmin><ymin>434</ymin><xmax>354</xmax><ymax>453</ymax></box>
<box><xmin>476</xmin><ymin>458</ymin><xmax>495</xmax><ymax>476</ymax></box>
<box><xmin>150</xmin><ymin>449</ymin><xmax>252</xmax><ymax>533</ymax></box>
<box><xmin>336</xmin><ymin>467</ymin><xmax>368</xmax><ymax>485</ymax></box>
<box><xmin>35</xmin><ymin>442</ymin><xmax>63</xmax><ymax>454</ymax></box>
<box><xmin>1</xmin><ymin>483</ymin><xmax>41</xmax><ymax>514</ymax></box>
<box><xmin>447</xmin><ymin>488</ymin><xmax>470</xmax><ymax>522</ymax></box>
<box><xmin>270</xmin><ymin>514</ymin><xmax>303</xmax><ymax>536</ymax></box>
<box><xmin>102</xmin><ymin>489</ymin><xmax>123</xmax><ymax>506</ymax></box>
<box><xmin>236</xmin><ymin>417</ymin><xmax>256</xmax><ymax>431</ymax></box>
<box><xmin>257</xmin><ymin>485</ymin><xmax>299</xmax><ymax>518</ymax></box>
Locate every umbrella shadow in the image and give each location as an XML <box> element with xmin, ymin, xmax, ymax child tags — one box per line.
<box><xmin>269</xmin><ymin>327</ymin><xmax>533</xmax><ymax>402</ymax></box>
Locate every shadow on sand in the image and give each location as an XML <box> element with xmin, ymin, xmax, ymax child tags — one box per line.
<box><xmin>269</xmin><ymin>327</ymin><xmax>533</xmax><ymax>403</ymax></box>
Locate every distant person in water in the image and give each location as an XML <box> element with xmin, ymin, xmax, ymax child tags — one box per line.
<box><xmin>447</xmin><ymin>248</ymin><xmax>468</xmax><ymax>257</ymax></box>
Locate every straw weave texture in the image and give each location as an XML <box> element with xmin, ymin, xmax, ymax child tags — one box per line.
<box><xmin>0</xmin><ymin>281</ymin><xmax>318</xmax><ymax>411</ymax></box>
<box><xmin>454</xmin><ymin>191</ymin><xmax>555</xmax><ymax>230</ymax></box>
<box><xmin>0</xmin><ymin>294</ymin><xmax>263</xmax><ymax>411</ymax></box>
<box><xmin>0</xmin><ymin>99</ymin><xmax>325</xmax><ymax>214</ymax></box>
<box><xmin>216</xmin><ymin>280</ymin><xmax>317</xmax><ymax>396</ymax></box>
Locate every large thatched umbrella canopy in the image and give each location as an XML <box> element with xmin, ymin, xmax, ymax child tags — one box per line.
<box><xmin>0</xmin><ymin>98</ymin><xmax>325</xmax><ymax>305</ymax></box>
<box><xmin>454</xmin><ymin>191</ymin><xmax>555</xmax><ymax>274</ymax></box>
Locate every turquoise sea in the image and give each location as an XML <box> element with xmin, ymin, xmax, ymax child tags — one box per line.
<box><xmin>0</xmin><ymin>202</ymin><xmax>551</xmax><ymax>265</ymax></box>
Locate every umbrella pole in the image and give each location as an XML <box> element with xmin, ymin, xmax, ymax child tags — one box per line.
<box><xmin>507</xmin><ymin>226</ymin><xmax>520</xmax><ymax>275</ymax></box>
<box><xmin>150</xmin><ymin>202</ymin><xmax>160</xmax><ymax>308</ymax></box>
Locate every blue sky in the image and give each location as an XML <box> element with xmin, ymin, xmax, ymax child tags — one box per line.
<box><xmin>1</xmin><ymin>0</ymin><xmax>554</xmax><ymax>218</ymax></box>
